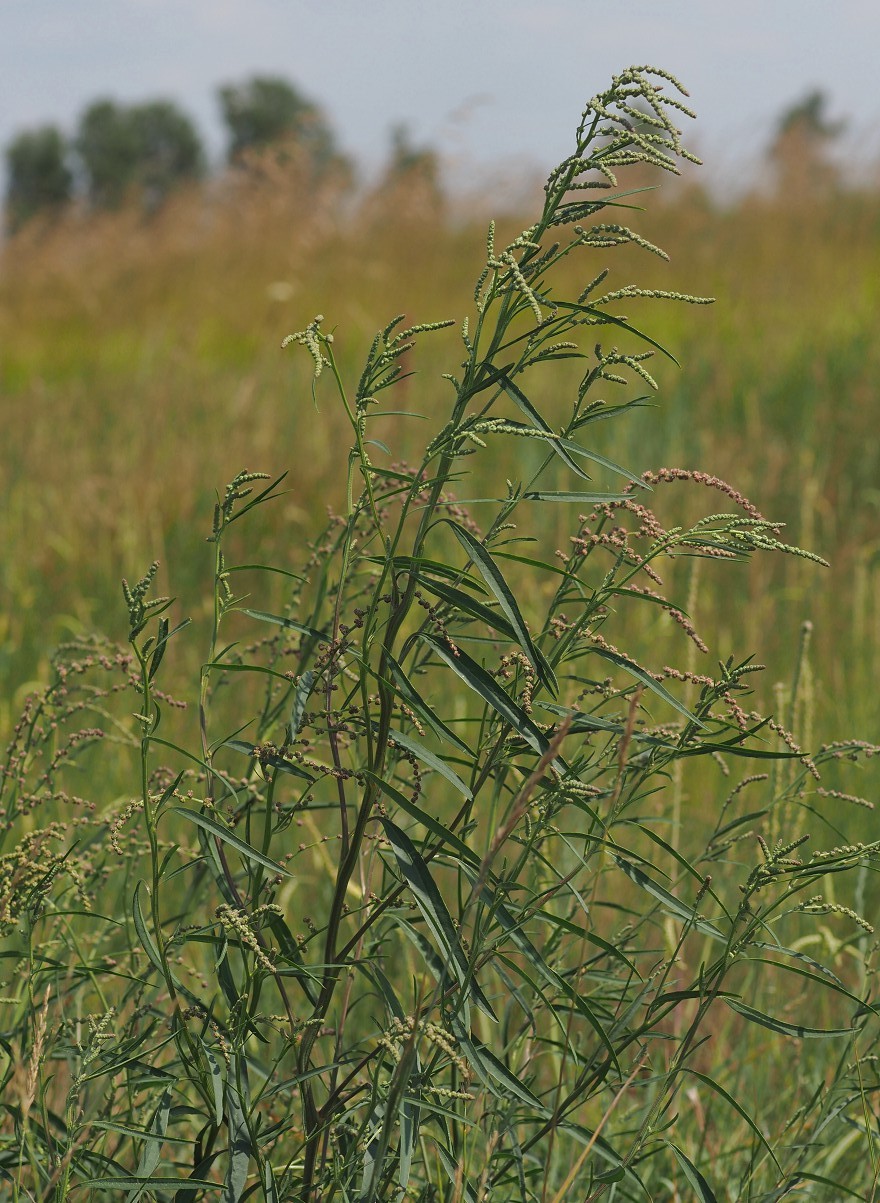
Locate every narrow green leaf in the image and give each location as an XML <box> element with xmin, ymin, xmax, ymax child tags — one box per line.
<box><xmin>385</xmin><ymin>726</ymin><xmax>473</xmax><ymax>799</ymax></box>
<box><xmin>263</xmin><ymin>1161</ymin><xmax>281</xmax><ymax>1203</ymax></box>
<box><xmin>224</xmin><ymin>1069</ymin><xmax>251</xmax><ymax>1203</ymax></box>
<box><xmin>201</xmin><ymin>1042</ymin><xmax>225</xmax><ymax>1128</ymax></box>
<box><xmin>724</xmin><ymin>998</ymin><xmax>854</xmax><ymax>1039</ymax></box>
<box><xmin>493</xmin><ymin>550</ymin><xmax>570</xmax><ymax>578</ymax></box>
<box><xmin>417</xmin><ymin>575</ymin><xmax>560</xmax><ymax>689</ymax></box>
<box><xmin>590</xmin><ymin>645</ymin><xmax>706</xmax><ymax>728</ymax></box>
<box><xmin>492</xmin><ymin>370</ymin><xmax>591</xmax><ymax>481</ymax></box>
<box><xmin>451</xmin><ymin>1021</ymin><xmax>543</xmax><ymax>1109</ymax></box>
<box><xmin>396</xmin><ymin>920</ymin><xmax>456</xmax><ymax>1002</ymax></box>
<box><xmin>288</xmin><ymin>669</ymin><xmax>315</xmax><ymax>740</ymax></box>
<box><xmin>522</xmin><ymin>490</ymin><xmax>630</xmax><ymax>503</ymax></box>
<box><xmin>788</xmin><ymin>1171</ymin><xmax>867</xmax><ymax>1198</ymax></box>
<box><xmin>147</xmin><ymin>617</ymin><xmax>170</xmax><ymax>682</ymax></box>
<box><xmin>556</xmin><ymin>1119</ymin><xmax>634</xmax><ymax>1181</ymax></box>
<box><xmin>554</xmin><ymin>300</ymin><xmax>681</xmax><ymax>363</ymax></box>
<box><xmin>538</xmin><ymin>701</ymin><xmax>623</xmax><ymax>735</ymax></box>
<box><xmin>685</xmin><ymin>1069</ymin><xmax>781</xmax><ymax>1168</ymax></box>
<box><xmin>88</xmin><ymin>1121</ymin><xmax>187</xmax><ymax>1144</ymax></box>
<box><xmin>668</xmin><ymin>1144</ymin><xmax>718</xmax><ymax>1202</ymax></box>
<box><xmin>205</xmin><ymin>662</ymin><xmax>304</xmax><ymax>686</ymax></box>
<box><xmin>81</xmin><ymin>1179</ymin><xmax>221</xmax><ymax>1192</ymax></box>
<box><xmin>132</xmin><ymin>881</ymin><xmax>164</xmax><ymax>974</ymax></box>
<box><xmin>711</xmin><ymin>810</ymin><xmax>769</xmax><ymax>843</ymax></box>
<box><xmin>147</xmin><ymin>737</ymin><xmax>241</xmax><ymax>806</ymax></box>
<box><xmin>531</xmin><ymin>908</ymin><xmax>639</xmax><ymax>974</ymax></box>
<box><xmin>556</xmin><ymin>438</ymin><xmax>645</xmax><ymax>485</ymax></box>
<box><xmin>572</xmin><ymin>396</ymin><xmax>651</xmax><ymax>431</ymax></box>
<box><xmin>380</xmin><ymin>817</ymin><xmax>496</xmax><ymax>1020</ymax></box>
<box><xmin>224</xmin><ymin>471</ymin><xmax>288</xmax><ymax>526</ymax></box>
<box><xmin>594</xmin><ymin>1166</ymin><xmax>626</xmax><ymax>1185</ymax></box>
<box><xmin>384</xmin><ymin>651</ymin><xmax>472</xmax><ymax>754</ymax></box>
<box><xmin>240</xmin><ymin>608</ymin><xmax>326</xmax><ymax>642</ymax></box>
<box><xmin>364</xmin><ymin>771</ymin><xmax>478</xmax><ymax>866</ymax></box>
<box><xmin>435</xmin><ymin>1143</ymin><xmax>479</xmax><ymax>1203</ymax></box>
<box><xmin>370</xmin><ymin>553</ymin><xmax>490</xmax><ymax>587</ymax></box>
<box><xmin>126</xmin><ymin>1090</ymin><xmax>171</xmax><ymax>1202</ymax></box>
<box><xmin>223</xmin><ymin>739</ymin><xmax>314</xmax><ymax>782</ymax></box>
<box><xmin>358</xmin><ymin>1097</ymin><xmax>388</xmax><ymax>1203</ymax></box>
<box><xmin>444</xmin><ymin>520</ymin><xmax>556</xmax><ymax>693</ymax></box>
<box><xmin>224</xmin><ymin>563</ymin><xmax>305</xmax><ymax>582</ymax></box>
<box><xmin>399</xmin><ymin>1092</ymin><xmax>418</xmax><ymax>1198</ymax></box>
<box><xmin>170</xmin><ymin>807</ymin><xmax>293</xmax><ymax>878</ymax></box>
<box><xmin>612</xmin><ymin>856</ymin><xmax>725</xmax><ymax>940</ymax></box>
<box><xmin>683</xmin><ymin>740</ymin><xmax>800</xmax><ymax>761</ymax></box>
<box><xmin>421</xmin><ymin>633</ymin><xmax>568</xmax><ymax>772</ymax></box>
<box><xmin>456</xmin><ymin>865</ymin><xmax>621</xmax><ymax>1072</ymax></box>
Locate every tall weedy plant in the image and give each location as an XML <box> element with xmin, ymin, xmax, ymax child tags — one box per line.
<box><xmin>2</xmin><ymin>66</ymin><xmax>879</xmax><ymax>1202</ymax></box>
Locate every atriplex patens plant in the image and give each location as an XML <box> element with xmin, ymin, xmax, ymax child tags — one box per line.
<box><xmin>2</xmin><ymin>65</ymin><xmax>879</xmax><ymax>1202</ymax></box>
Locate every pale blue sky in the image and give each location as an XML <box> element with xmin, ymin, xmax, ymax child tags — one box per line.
<box><xmin>1</xmin><ymin>1</ymin><xmax>877</xmax><ymax>184</ymax></box>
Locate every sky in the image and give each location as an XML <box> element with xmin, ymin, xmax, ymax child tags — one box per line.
<box><xmin>1</xmin><ymin>0</ymin><xmax>878</xmax><ymax>189</ymax></box>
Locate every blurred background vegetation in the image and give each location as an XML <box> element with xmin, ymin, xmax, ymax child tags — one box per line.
<box><xmin>1</xmin><ymin>75</ymin><xmax>878</xmax><ymax>787</ymax></box>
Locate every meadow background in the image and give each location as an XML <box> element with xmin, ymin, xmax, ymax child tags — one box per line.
<box><xmin>3</xmin><ymin>52</ymin><xmax>880</xmax><ymax>1197</ymax></box>
<box><xmin>2</xmin><ymin>114</ymin><xmax>878</xmax><ymax>767</ymax></box>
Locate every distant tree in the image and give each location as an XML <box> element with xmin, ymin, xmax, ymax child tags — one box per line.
<box><xmin>387</xmin><ymin>124</ymin><xmax>440</xmax><ymax>181</ymax></box>
<box><xmin>128</xmin><ymin>101</ymin><xmax>204</xmax><ymax>207</ymax></box>
<box><xmin>217</xmin><ymin>75</ymin><xmax>340</xmax><ymax>175</ymax></box>
<box><xmin>4</xmin><ymin>125</ymin><xmax>72</xmax><ymax>232</ymax></box>
<box><xmin>76</xmin><ymin>98</ymin><xmax>204</xmax><ymax>209</ymax></box>
<box><xmin>769</xmin><ymin>89</ymin><xmax>845</xmax><ymax>199</ymax></box>
<box><xmin>368</xmin><ymin>124</ymin><xmax>444</xmax><ymax>224</ymax></box>
<box><xmin>776</xmin><ymin>89</ymin><xmax>845</xmax><ymax>141</ymax></box>
<box><xmin>76</xmin><ymin>100</ymin><xmax>141</xmax><ymax>208</ymax></box>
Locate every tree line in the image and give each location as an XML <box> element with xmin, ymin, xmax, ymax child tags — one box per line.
<box><xmin>3</xmin><ymin>77</ymin><xmax>356</xmax><ymax>232</ymax></box>
<box><xmin>4</xmin><ymin>79</ymin><xmax>849</xmax><ymax>235</ymax></box>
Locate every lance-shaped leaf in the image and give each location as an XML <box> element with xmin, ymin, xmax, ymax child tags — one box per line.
<box><xmin>458</xmin><ymin>864</ymin><xmax>622</xmax><ymax>1071</ymax></box>
<box><xmin>364</xmin><ymin>771</ymin><xmax>478</xmax><ymax>866</ymax></box>
<box><xmin>240</xmin><ymin>607</ymin><xmax>327</xmax><ymax>643</ymax></box>
<box><xmin>125</xmin><ymin>1090</ymin><xmax>171</xmax><ymax>1203</ymax></box>
<box><xmin>538</xmin><ymin>701</ymin><xmax>624</xmax><ymax>736</ymax></box>
<box><xmin>436</xmin><ymin>1144</ymin><xmax>479</xmax><ymax>1203</ymax></box>
<box><xmin>88</xmin><ymin>1179</ymin><xmax>222</xmax><ymax>1193</ymax></box>
<box><xmin>416</xmin><ymin>576</ymin><xmax>536</xmax><ymax>652</ymax></box>
<box><xmin>288</xmin><ymin>669</ymin><xmax>314</xmax><ymax>741</ymax></box>
<box><xmin>724</xmin><ymin>998</ymin><xmax>855</xmax><ymax>1039</ymax></box>
<box><xmin>449</xmin><ymin>1019</ymin><xmax>544</xmax><ymax>1109</ymax></box>
<box><xmin>522</xmin><ymin>491</ymin><xmax>631</xmax><ymax>503</ymax></box>
<box><xmin>420</xmin><ymin>633</ymin><xmax>568</xmax><ymax>773</ymax></box>
<box><xmin>444</xmin><ymin>520</ymin><xmax>556</xmax><ymax>693</ymax></box>
<box><xmin>223</xmin><ymin>740</ymin><xmax>313</xmax><ymax>782</ymax></box>
<box><xmin>132</xmin><ymin>881</ymin><xmax>165</xmax><ymax>974</ymax></box>
<box><xmin>556</xmin><ymin>438</ymin><xmax>645</xmax><ymax>485</ymax></box>
<box><xmin>170</xmin><ymin>806</ymin><xmax>293</xmax><ymax>878</ymax></box>
<box><xmin>554</xmin><ymin>299</ymin><xmax>681</xmax><ymax>362</ymax></box>
<box><xmin>613</xmin><ymin>855</ymin><xmax>725</xmax><ymax>941</ymax></box>
<box><xmin>490</xmin><ymin>369</ymin><xmax>590</xmax><ymax>481</ymax></box>
<box><xmin>380</xmin><ymin>817</ymin><xmax>496</xmax><ymax>1020</ymax></box>
<box><xmin>590</xmin><ymin>644</ymin><xmax>706</xmax><ymax>729</ymax></box>
<box><xmin>384</xmin><ymin>651</ymin><xmax>472</xmax><ymax>754</ymax></box>
<box><xmin>384</xmin><ymin>726</ymin><xmax>473</xmax><ymax>799</ymax></box>
<box><xmin>685</xmin><ymin>1069</ymin><xmax>781</xmax><ymax>1169</ymax></box>
<box><xmin>198</xmin><ymin>1036</ymin><xmax>225</xmax><ymax>1127</ymax></box>
<box><xmin>668</xmin><ymin>1144</ymin><xmax>719</xmax><ymax>1203</ymax></box>
<box><xmin>224</xmin><ymin>1067</ymin><xmax>251</xmax><ymax>1203</ymax></box>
